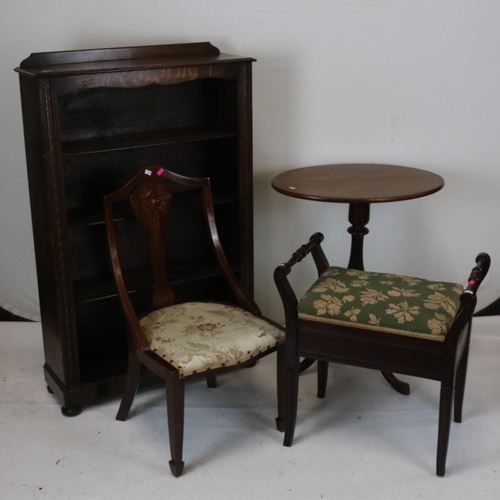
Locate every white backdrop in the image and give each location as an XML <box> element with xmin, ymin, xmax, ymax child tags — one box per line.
<box><xmin>1</xmin><ymin>1</ymin><xmax>499</xmax><ymax>322</ymax></box>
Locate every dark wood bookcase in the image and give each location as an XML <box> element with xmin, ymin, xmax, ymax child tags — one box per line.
<box><xmin>15</xmin><ymin>42</ymin><xmax>255</xmax><ymax>415</ymax></box>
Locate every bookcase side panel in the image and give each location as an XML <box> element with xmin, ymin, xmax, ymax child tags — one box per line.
<box><xmin>18</xmin><ymin>75</ymin><xmax>79</xmax><ymax>388</ymax></box>
<box><xmin>235</xmin><ymin>62</ymin><xmax>254</xmax><ymax>296</ymax></box>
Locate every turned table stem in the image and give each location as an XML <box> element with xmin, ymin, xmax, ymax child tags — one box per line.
<box><xmin>347</xmin><ymin>202</ymin><xmax>370</xmax><ymax>271</ymax></box>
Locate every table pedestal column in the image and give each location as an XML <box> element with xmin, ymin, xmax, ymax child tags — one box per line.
<box><xmin>347</xmin><ymin>203</ymin><xmax>370</xmax><ymax>271</ymax></box>
<box><xmin>346</xmin><ymin>203</ymin><xmax>410</xmax><ymax>396</ymax></box>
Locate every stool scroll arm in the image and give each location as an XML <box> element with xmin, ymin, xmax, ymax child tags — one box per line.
<box><xmin>274</xmin><ymin>233</ymin><xmax>330</xmax><ymax>436</ymax></box>
<box><xmin>274</xmin><ymin>232</ymin><xmax>328</xmax><ymax>321</ymax></box>
<box><xmin>446</xmin><ymin>252</ymin><xmax>491</xmax><ymax>347</ymax></box>
<box><xmin>467</xmin><ymin>253</ymin><xmax>491</xmax><ymax>293</ymax></box>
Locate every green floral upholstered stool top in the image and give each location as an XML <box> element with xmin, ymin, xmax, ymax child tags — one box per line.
<box><xmin>298</xmin><ymin>267</ymin><xmax>464</xmax><ymax>341</ymax></box>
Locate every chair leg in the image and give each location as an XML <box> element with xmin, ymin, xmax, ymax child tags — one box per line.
<box><xmin>283</xmin><ymin>359</ymin><xmax>300</xmax><ymax>447</ymax></box>
<box><xmin>317</xmin><ymin>361</ymin><xmax>329</xmax><ymax>399</ymax></box>
<box><xmin>437</xmin><ymin>385</ymin><xmax>454</xmax><ymax>477</ymax></box>
<box><xmin>116</xmin><ymin>352</ymin><xmax>142</xmax><ymax>421</ymax></box>
<box><xmin>165</xmin><ymin>370</ymin><xmax>185</xmax><ymax>477</ymax></box>
<box><xmin>206</xmin><ymin>375</ymin><xmax>217</xmax><ymax>388</ymax></box>
<box><xmin>454</xmin><ymin>326</ymin><xmax>471</xmax><ymax>423</ymax></box>
<box><xmin>276</xmin><ymin>344</ymin><xmax>286</xmax><ymax>432</ymax></box>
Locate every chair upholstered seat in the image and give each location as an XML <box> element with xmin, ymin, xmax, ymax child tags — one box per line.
<box><xmin>298</xmin><ymin>266</ymin><xmax>464</xmax><ymax>341</ymax></box>
<box><xmin>141</xmin><ymin>302</ymin><xmax>285</xmax><ymax>377</ymax></box>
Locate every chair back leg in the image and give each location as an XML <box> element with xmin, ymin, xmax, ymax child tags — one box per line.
<box><xmin>206</xmin><ymin>375</ymin><xmax>217</xmax><ymax>388</ymax></box>
<box><xmin>165</xmin><ymin>370</ymin><xmax>185</xmax><ymax>477</ymax></box>
<box><xmin>116</xmin><ymin>352</ymin><xmax>142</xmax><ymax>421</ymax></box>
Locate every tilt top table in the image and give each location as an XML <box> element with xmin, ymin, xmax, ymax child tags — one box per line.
<box><xmin>272</xmin><ymin>163</ymin><xmax>445</xmax><ymax>394</ymax></box>
<box><xmin>272</xmin><ymin>163</ymin><xmax>444</xmax><ymax>271</ymax></box>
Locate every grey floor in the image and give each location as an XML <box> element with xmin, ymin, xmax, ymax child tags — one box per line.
<box><xmin>1</xmin><ymin>317</ymin><xmax>499</xmax><ymax>500</ymax></box>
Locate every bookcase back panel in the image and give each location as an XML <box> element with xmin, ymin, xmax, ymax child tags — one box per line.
<box><xmin>57</xmin><ymin>79</ymin><xmax>237</xmax><ymax>142</ymax></box>
<box><xmin>69</xmin><ymin>209</ymin><xmax>215</xmax><ymax>281</ymax></box>
<box><xmin>63</xmin><ymin>139</ymin><xmax>238</xmax><ymax>220</ymax></box>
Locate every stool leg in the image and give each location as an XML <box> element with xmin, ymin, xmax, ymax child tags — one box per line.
<box><xmin>276</xmin><ymin>344</ymin><xmax>286</xmax><ymax>432</ymax></box>
<box><xmin>437</xmin><ymin>385</ymin><xmax>454</xmax><ymax>477</ymax></box>
<box><xmin>283</xmin><ymin>359</ymin><xmax>300</xmax><ymax>447</ymax></box>
<box><xmin>454</xmin><ymin>323</ymin><xmax>472</xmax><ymax>423</ymax></box>
<box><xmin>317</xmin><ymin>361</ymin><xmax>329</xmax><ymax>398</ymax></box>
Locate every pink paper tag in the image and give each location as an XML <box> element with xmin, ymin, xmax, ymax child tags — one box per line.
<box><xmin>157</xmin><ymin>168</ymin><xmax>165</xmax><ymax>176</ymax></box>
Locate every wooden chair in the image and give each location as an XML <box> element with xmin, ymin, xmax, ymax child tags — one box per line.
<box><xmin>274</xmin><ymin>232</ymin><xmax>490</xmax><ymax>476</ymax></box>
<box><xmin>104</xmin><ymin>166</ymin><xmax>285</xmax><ymax>477</ymax></box>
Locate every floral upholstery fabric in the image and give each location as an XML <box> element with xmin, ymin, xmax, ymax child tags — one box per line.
<box><xmin>298</xmin><ymin>267</ymin><xmax>464</xmax><ymax>341</ymax></box>
<box><xmin>140</xmin><ymin>302</ymin><xmax>285</xmax><ymax>377</ymax></box>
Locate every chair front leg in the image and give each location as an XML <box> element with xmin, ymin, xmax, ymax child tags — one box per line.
<box><xmin>116</xmin><ymin>351</ymin><xmax>142</xmax><ymax>421</ymax></box>
<box><xmin>165</xmin><ymin>370</ymin><xmax>185</xmax><ymax>477</ymax></box>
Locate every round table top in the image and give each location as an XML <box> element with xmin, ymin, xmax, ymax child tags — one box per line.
<box><xmin>271</xmin><ymin>164</ymin><xmax>444</xmax><ymax>204</ymax></box>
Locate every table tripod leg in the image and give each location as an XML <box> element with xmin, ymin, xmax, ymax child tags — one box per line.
<box><xmin>299</xmin><ymin>358</ymin><xmax>315</xmax><ymax>372</ymax></box>
<box><xmin>382</xmin><ymin>371</ymin><xmax>410</xmax><ymax>395</ymax></box>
